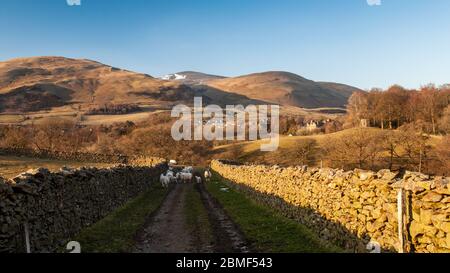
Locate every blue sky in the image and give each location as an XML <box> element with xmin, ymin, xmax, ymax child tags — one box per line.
<box><xmin>0</xmin><ymin>0</ymin><xmax>449</xmax><ymax>89</ymax></box>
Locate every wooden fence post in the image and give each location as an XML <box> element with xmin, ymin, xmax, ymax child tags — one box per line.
<box><xmin>24</xmin><ymin>223</ymin><xmax>31</xmax><ymax>254</ymax></box>
<box><xmin>397</xmin><ymin>189</ymin><xmax>412</xmax><ymax>253</ymax></box>
<box><xmin>397</xmin><ymin>189</ymin><xmax>405</xmax><ymax>253</ymax></box>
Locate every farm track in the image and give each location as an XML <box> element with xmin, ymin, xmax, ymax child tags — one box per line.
<box><xmin>197</xmin><ymin>183</ymin><xmax>250</xmax><ymax>253</ymax></box>
<box><xmin>133</xmin><ymin>183</ymin><xmax>249</xmax><ymax>253</ymax></box>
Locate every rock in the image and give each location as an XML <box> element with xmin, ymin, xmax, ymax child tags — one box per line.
<box><xmin>418</xmin><ymin>235</ymin><xmax>433</xmax><ymax>244</ymax></box>
<box><xmin>435</xmin><ymin>187</ymin><xmax>450</xmax><ymax>195</ymax></box>
<box><xmin>377</xmin><ymin>169</ymin><xmax>398</xmax><ymax>181</ymax></box>
<box><xmin>371</xmin><ymin>207</ymin><xmax>383</xmax><ymax>219</ymax></box>
<box><xmin>424</xmin><ymin>226</ymin><xmax>438</xmax><ymax>237</ymax></box>
<box><xmin>361</xmin><ymin>192</ymin><xmax>375</xmax><ymax>199</ymax></box>
<box><xmin>12</xmin><ymin>183</ymin><xmax>37</xmax><ymax>195</ymax></box>
<box><xmin>414</xmin><ymin>181</ymin><xmax>433</xmax><ymax>191</ymax></box>
<box><xmin>410</xmin><ymin>221</ymin><xmax>426</xmax><ymax>239</ymax></box>
<box><xmin>422</xmin><ymin>192</ymin><xmax>443</xmax><ymax>202</ymax></box>
<box><xmin>405</xmin><ymin>171</ymin><xmax>430</xmax><ymax>181</ymax></box>
<box><xmin>426</xmin><ymin>245</ymin><xmax>437</xmax><ymax>253</ymax></box>
<box><xmin>420</xmin><ymin>209</ymin><xmax>433</xmax><ymax>225</ymax></box>
<box><xmin>446</xmin><ymin>234</ymin><xmax>450</xmax><ymax>249</ymax></box>
<box><xmin>431</xmin><ymin>177</ymin><xmax>449</xmax><ymax>190</ymax></box>
<box><xmin>436</xmin><ymin>222</ymin><xmax>450</xmax><ymax>233</ymax></box>
<box><xmin>353</xmin><ymin>202</ymin><xmax>363</xmax><ymax>209</ymax></box>
<box><xmin>359</xmin><ymin>172</ymin><xmax>374</xmax><ymax>181</ymax></box>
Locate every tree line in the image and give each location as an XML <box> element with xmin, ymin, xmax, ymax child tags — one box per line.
<box><xmin>346</xmin><ymin>85</ymin><xmax>450</xmax><ymax>134</ymax></box>
<box><xmin>0</xmin><ymin>113</ymin><xmax>213</xmax><ymax>166</ymax></box>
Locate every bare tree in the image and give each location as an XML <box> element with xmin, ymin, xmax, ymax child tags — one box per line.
<box><xmin>438</xmin><ymin>105</ymin><xmax>450</xmax><ymax>134</ymax></box>
<box><xmin>379</xmin><ymin>130</ymin><xmax>402</xmax><ymax>170</ymax></box>
<box><xmin>436</xmin><ymin>136</ymin><xmax>450</xmax><ymax>174</ymax></box>
<box><xmin>323</xmin><ymin>128</ymin><xmax>382</xmax><ymax>169</ymax></box>
<box><xmin>0</xmin><ymin>126</ymin><xmax>30</xmax><ymax>149</ymax></box>
<box><xmin>295</xmin><ymin>138</ymin><xmax>319</xmax><ymax>166</ymax></box>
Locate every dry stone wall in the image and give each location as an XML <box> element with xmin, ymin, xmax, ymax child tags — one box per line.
<box><xmin>211</xmin><ymin>160</ymin><xmax>450</xmax><ymax>253</ymax></box>
<box><xmin>0</xmin><ymin>163</ymin><xmax>166</xmax><ymax>253</ymax></box>
<box><xmin>0</xmin><ymin>148</ymin><xmax>165</xmax><ymax>165</ymax></box>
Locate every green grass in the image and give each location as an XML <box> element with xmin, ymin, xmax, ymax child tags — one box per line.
<box><xmin>206</xmin><ymin>174</ymin><xmax>343</xmax><ymax>253</ymax></box>
<box><xmin>184</xmin><ymin>184</ymin><xmax>215</xmax><ymax>251</ymax></box>
<box><xmin>72</xmin><ymin>184</ymin><xmax>168</xmax><ymax>253</ymax></box>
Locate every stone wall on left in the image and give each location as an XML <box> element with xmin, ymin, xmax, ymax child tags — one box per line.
<box><xmin>0</xmin><ymin>163</ymin><xmax>167</xmax><ymax>253</ymax></box>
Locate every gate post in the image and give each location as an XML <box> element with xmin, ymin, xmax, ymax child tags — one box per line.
<box><xmin>397</xmin><ymin>189</ymin><xmax>412</xmax><ymax>253</ymax></box>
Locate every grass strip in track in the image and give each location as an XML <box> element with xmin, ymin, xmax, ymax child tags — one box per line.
<box><xmin>206</xmin><ymin>173</ymin><xmax>343</xmax><ymax>253</ymax></box>
<box><xmin>73</xmin><ymin>184</ymin><xmax>168</xmax><ymax>253</ymax></box>
<box><xmin>184</xmin><ymin>184</ymin><xmax>215</xmax><ymax>251</ymax></box>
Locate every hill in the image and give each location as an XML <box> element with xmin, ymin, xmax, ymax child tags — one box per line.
<box><xmin>206</xmin><ymin>71</ymin><xmax>361</xmax><ymax>109</ymax></box>
<box><xmin>0</xmin><ymin>57</ymin><xmax>360</xmax><ymax>117</ymax></box>
<box><xmin>0</xmin><ymin>56</ymin><xmax>194</xmax><ymax>113</ymax></box>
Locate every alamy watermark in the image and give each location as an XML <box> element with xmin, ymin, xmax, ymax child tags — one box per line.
<box><xmin>67</xmin><ymin>0</ymin><xmax>81</xmax><ymax>6</ymax></box>
<box><xmin>171</xmin><ymin>97</ymin><xmax>280</xmax><ymax>152</ymax></box>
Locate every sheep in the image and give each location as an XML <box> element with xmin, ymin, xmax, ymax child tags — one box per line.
<box><xmin>165</xmin><ymin>171</ymin><xmax>177</xmax><ymax>183</ymax></box>
<box><xmin>180</xmin><ymin>172</ymin><xmax>193</xmax><ymax>184</ymax></box>
<box><xmin>166</xmin><ymin>170</ymin><xmax>175</xmax><ymax>178</ymax></box>
<box><xmin>204</xmin><ymin>169</ymin><xmax>212</xmax><ymax>182</ymax></box>
<box><xmin>160</xmin><ymin>174</ymin><xmax>170</xmax><ymax>188</ymax></box>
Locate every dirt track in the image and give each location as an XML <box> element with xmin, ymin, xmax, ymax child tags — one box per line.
<box><xmin>133</xmin><ymin>183</ymin><xmax>249</xmax><ymax>253</ymax></box>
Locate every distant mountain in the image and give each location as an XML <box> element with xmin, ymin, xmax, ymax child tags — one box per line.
<box><xmin>0</xmin><ymin>57</ymin><xmax>360</xmax><ymax>113</ymax></box>
<box><xmin>160</xmin><ymin>71</ymin><xmax>226</xmax><ymax>85</ymax></box>
<box><xmin>0</xmin><ymin>57</ymin><xmax>194</xmax><ymax>112</ymax></box>
<box><xmin>206</xmin><ymin>71</ymin><xmax>361</xmax><ymax>108</ymax></box>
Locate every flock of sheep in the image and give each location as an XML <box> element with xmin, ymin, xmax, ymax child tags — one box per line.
<box><xmin>160</xmin><ymin>163</ymin><xmax>212</xmax><ymax>188</ymax></box>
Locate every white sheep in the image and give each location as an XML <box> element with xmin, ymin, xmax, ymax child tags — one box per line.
<box><xmin>160</xmin><ymin>174</ymin><xmax>170</xmax><ymax>188</ymax></box>
<box><xmin>204</xmin><ymin>169</ymin><xmax>212</xmax><ymax>182</ymax></box>
<box><xmin>166</xmin><ymin>170</ymin><xmax>175</xmax><ymax>178</ymax></box>
<box><xmin>180</xmin><ymin>172</ymin><xmax>193</xmax><ymax>183</ymax></box>
<box><xmin>165</xmin><ymin>171</ymin><xmax>175</xmax><ymax>183</ymax></box>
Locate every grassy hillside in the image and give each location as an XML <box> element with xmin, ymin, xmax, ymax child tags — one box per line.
<box><xmin>213</xmin><ymin>128</ymin><xmax>444</xmax><ymax>169</ymax></box>
<box><xmin>0</xmin><ymin>56</ymin><xmax>194</xmax><ymax>113</ymax></box>
<box><xmin>207</xmin><ymin>71</ymin><xmax>360</xmax><ymax>108</ymax></box>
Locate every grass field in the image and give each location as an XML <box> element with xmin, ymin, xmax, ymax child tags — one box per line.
<box><xmin>213</xmin><ymin>128</ymin><xmax>444</xmax><ymax>167</ymax></box>
<box><xmin>0</xmin><ymin>115</ymin><xmax>27</xmax><ymax>124</ymax></box>
<box><xmin>72</xmin><ymin>184</ymin><xmax>168</xmax><ymax>253</ymax></box>
<box><xmin>213</xmin><ymin>128</ymin><xmax>359</xmax><ymax>166</ymax></box>
<box><xmin>0</xmin><ymin>156</ymin><xmax>113</xmax><ymax>179</ymax></box>
<box><xmin>0</xmin><ymin>106</ymin><xmax>170</xmax><ymax>126</ymax></box>
<box><xmin>81</xmin><ymin>112</ymin><xmax>155</xmax><ymax>125</ymax></box>
<box><xmin>206</xmin><ymin>173</ymin><xmax>342</xmax><ymax>253</ymax></box>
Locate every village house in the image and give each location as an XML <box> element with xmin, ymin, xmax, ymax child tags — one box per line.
<box><xmin>305</xmin><ymin>120</ymin><xmax>326</xmax><ymax>132</ymax></box>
